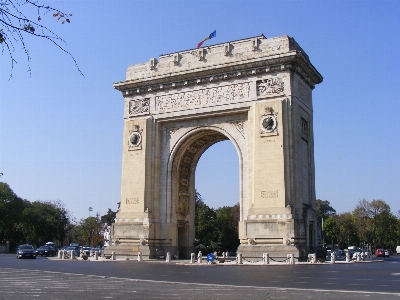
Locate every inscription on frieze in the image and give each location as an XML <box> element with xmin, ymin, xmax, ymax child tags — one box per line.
<box><xmin>156</xmin><ymin>82</ymin><xmax>250</xmax><ymax>112</ymax></box>
<box><xmin>257</xmin><ymin>78</ymin><xmax>284</xmax><ymax>96</ymax></box>
<box><xmin>261</xmin><ymin>190</ymin><xmax>278</xmax><ymax>198</ymax></box>
<box><xmin>126</xmin><ymin>198</ymin><xmax>139</xmax><ymax>204</ymax></box>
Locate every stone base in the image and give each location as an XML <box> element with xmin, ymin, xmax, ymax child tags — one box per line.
<box><xmin>103</xmin><ymin>244</ymin><xmax>152</xmax><ymax>259</ymax></box>
<box><xmin>103</xmin><ymin>244</ymin><xmax>196</xmax><ymax>260</ymax></box>
<box><xmin>237</xmin><ymin>244</ymin><xmax>311</xmax><ymax>262</ymax></box>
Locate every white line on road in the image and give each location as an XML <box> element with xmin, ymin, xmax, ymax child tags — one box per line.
<box><xmin>2</xmin><ymin>267</ymin><xmax>400</xmax><ymax>297</ymax></box>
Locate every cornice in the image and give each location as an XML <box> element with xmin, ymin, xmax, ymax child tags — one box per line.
<box><xmin>114</xmin><ymin>35</ymin><xmax>323</xmax><ymax>96</ymax></box>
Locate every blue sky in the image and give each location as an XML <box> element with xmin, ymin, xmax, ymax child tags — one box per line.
<box><xmin>1</xmin><ymin>0</ymin><xmax>399</xmax><ymax>222</ymax></box>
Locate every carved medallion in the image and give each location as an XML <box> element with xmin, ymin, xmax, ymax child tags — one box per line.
<box><xmin>128</xmin><ymin>125</ymin><xmax>143</xmax><ymax>150</ymax></box>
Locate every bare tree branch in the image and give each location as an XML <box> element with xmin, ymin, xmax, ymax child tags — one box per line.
<box><xmin>0</xmin><ymin>0</ymin><xmax>84</xmax><ymax>78</ymax></box>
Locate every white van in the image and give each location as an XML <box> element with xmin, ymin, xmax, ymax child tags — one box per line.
<box><xmin>396</xmin><ymin>246</ymin><xmax>400</xmax><ymax>254</ymax></box>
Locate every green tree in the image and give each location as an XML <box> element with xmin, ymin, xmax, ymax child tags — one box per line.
<box><xmin>323</xmin><ymin>216</ymin><xmax>339</xmax><ymax>248</ymax></box>
<box><xmin>215</xmin><ymin>203</ymin><xmax>240</xmax><ymax>251</ymax></box>
<box><xmin>100</xmin><ymin>209</ymin><xmax>116</xmax><ymax>227</ymax></box>
<box><xmin>0</xmin><ymin>182</ymin><xmax>28</xmax><ymax>248</ymax></box>
<box><xmin>73</xmin><ymin>216</ymin><xmax>103</xmax><ymax>247</ymax></box>
<box><xmin>316</xmin><ymin>199</ymin><xmax>336</xmax><ymax>223</ymax></box>
<box><xmin>20</xmin><ymin>200</ymin><xmax>70</xmax><ymax>247</ymax></box>
<box><xmin>194</xmin><ymin>191</ymin><xmax>217</xmax><ymax>247</ymax></box>
<box><xmin>335</xmin><ymin>212</ymin><xmax>358</xmax><ymax>248</ymax></box>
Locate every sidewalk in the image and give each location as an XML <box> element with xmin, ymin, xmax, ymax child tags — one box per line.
<box><xmin>50</xmin><ymin>254</ymin><xmax>384</xmax><ymax>265</ymax></box>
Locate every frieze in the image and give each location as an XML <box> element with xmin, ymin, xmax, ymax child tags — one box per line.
<box><xmin>257</xmin><ymin>78</ymin><xmax>284</xmax><ymax>96</ymax></box>
<box><xmin>129</xmin><ymin>98</ymin><xmax>150</xmax><ymax>115</ymax></box>
<box><xmin>156</xmin><ymin>82</ymin><xmax>250</xmax><ymax>112</ymax></box>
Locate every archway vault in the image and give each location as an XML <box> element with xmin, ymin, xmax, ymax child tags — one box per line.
<box><xmin>107</xmin><ymin>35</ymin><xmax>323</xmax><ymax>260</ymax></box>
<box><xmin>173</xmin><ymin>129</ymin><xmax>229</xmax><ymax>217</ymax></box>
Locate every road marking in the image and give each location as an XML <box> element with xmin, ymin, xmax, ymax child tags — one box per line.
<box><xmin>2</xmin><ymin>267</ymin><xmax>400</xmax><ymax>297</ymax></box>
<box><xmin>392</xmin><ymin>273</ymin><xmax>400</xmax><ymax>275</ymax></box>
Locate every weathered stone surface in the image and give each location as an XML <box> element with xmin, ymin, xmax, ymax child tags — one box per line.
<box><xmin>105</xmin><ymin>35</ymin><xmax>322</xmax><ymax>260</ymax></box>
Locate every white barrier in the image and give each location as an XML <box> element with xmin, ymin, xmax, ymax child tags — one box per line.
<box><xmin>263</xmin><ymin>253</ymin><xmax>269</xmax><ymax>265</ymax></box>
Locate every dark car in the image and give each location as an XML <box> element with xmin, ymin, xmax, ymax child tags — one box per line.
<box><xmin>16</xmin><ymin>244</ymin><xmax>36</xmax><ymax>259</ymax></box>
<box><xmin>36</xmin><ymin>245</ymin><xmax>56</xmax><ymax>257</ymax></box>
<box><xmin>375</xmin><ymin>248</ymin><xmax>385</xmax><ymax>257</ymax></box>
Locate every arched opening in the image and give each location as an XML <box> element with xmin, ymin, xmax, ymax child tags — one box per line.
<box><xmin>194</xmin><ymin>140</ymin><xmax>240</xmax><ymax>255</ymax></box>
<box><xmin>195</xmin><ymin>140</ymin><xmax>239</xmax><ymax>209</ymax></box>
<box><xmin>169</xmin><ymin>128</ymin><xmax>242</xmax><ymax>258</ymax></box>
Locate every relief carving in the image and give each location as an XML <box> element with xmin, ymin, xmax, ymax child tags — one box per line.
<box><xmin>129</xmin><ymin>98</ymin><xmax>150</xmax><ymax>115</ymax></box>
<box><xmin>176</xmin><ymin>132</ymin><xmax>227</xmax><ymax>216</ymax></box>
<box><xmin>257</xmin><ymin>78</ymin><xmax>284</xmax><ymax>96</ymax></box>
<box><xmin>156</xmin><ymin>82</ymin><xmax>250</xmax><ymax>111</ymax></box>
<box><xmin>230</xmin><ymin>122</ymin><xmax>245</xmax><ymax>138</ymax></box>
<box><xmin>177</xmin><ymin>194</ymin><xmax>190</xmax><ymax>216</ymax></box>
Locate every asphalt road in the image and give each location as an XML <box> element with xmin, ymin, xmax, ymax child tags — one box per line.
<box><xmin>1</xmin><ymin>253</ymin><xmax>400</xmax><ymax>299</ymax></box>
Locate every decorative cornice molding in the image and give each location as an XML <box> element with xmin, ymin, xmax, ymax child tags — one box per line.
<box><xmin>114</xmin><ymin>35</ymin><xmax>322</xmax><ymax>95</ymax></box>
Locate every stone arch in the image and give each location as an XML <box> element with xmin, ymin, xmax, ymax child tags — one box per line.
<box><xmin>107</xmin><ymin>35</ymin><xmax>323</xmax><ymax>260</ymax></box>
<box><xmin>165</xmin><ymin>126</ymin><xmax>244</xmax><ymax>258</ymax></box>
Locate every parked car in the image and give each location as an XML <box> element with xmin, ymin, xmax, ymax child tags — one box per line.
<box><xmin>334</xmin><ymin>249</ymin><xmax>346</xmax><ymax>260</ymax></box>
<box><xmin>36</xmin><ymin>245</ymin><xmax>57</xmax><ymax>257</ymax></box>
<box><xmin>65</xmin><ymin>246</ymin><xmax>79</xmax><ymax>256</ymax></box>
<box><xmin>45</xmin><ymin>242</ymin><xmax>58</xmax><ymax>253</ymax></box>
<box><xmin>385</xmin><ymin>249</ymin><xmax>393</xmax><ymax>256</ymax></box>
<box><xmin>384</xmin><ymin>250</ymin><xmax>390</xmax><ymax>257</ymax></box>
<box><xmin>82</xmin><ymin>246</ymin><xmax>91</xmax><ymax>255</ymax></box>
<box><xmin>16</xmin><ymin>244</ymin><xmax>36</xmax><ymax>259</ymax></box>
<box><xmin>375</xmin><ymin>248</ymin><xmax>385</xmax><ymax>257</ymax></box>
<box><xmin>69</xmin><ymin>244</ymin><xmax>80</xmax><ymax>256</ymax></box>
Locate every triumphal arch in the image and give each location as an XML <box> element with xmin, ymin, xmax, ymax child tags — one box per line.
<box><xmin>107</xmin><ymin>35</ymin><xmax>323</xmax><ymax>260</ymax></box>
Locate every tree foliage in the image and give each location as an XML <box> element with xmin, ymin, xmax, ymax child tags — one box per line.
<box><xmin>72</xmin><ymin>216</ymin><xmax>103</xmax><ymax>247</ymax></box>
<box><xmin>0</xmin><ymin>0</ymin><xmax>82</xmax><ymax>77</ymax></box>
<box><xmin>194</xmin><ymin>191</ymin><xmax>239</xmax><ymax>252</ymax></box>
<box><xmin>20</xmin><ymin>199</ymin><xmax>70</xmax><ymax>246</ymax></box>
<box><xmin>0</xmin><ymin>182</ymin><xmax>70</xmax><ymax>249</ymax></box>
<box><xmin>316</xmin><ymin>199</ymin><xmax>336</xmax><ymax>222</ymax></box>
<box><xmin>323</xmin><ymin>198</ymin><xmax>400</xmax><ymax>250</ymax></box>
<box><xmin>0</xmin><ymin>182</ymin><xmax>28</xmax><ymax>247</ymax></box>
